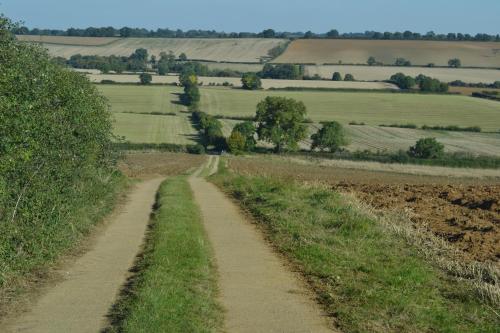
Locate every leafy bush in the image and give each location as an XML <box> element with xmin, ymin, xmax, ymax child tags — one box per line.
<box><xmin>227</xmin><ymin>131</ymin><xmax>246</xmax><ymax>154</ymax></box>
<box><xmin>332</xmin><ymin>72</ymin><xmax>343</xmax><ymax>81</ymax></box>
<box><xmin>344</xmin><ymin>74</ymin><xmax>355</xmax><ymax>81</ymax></box>
<box><xmin>187</xmin><ymin>144</ymin><xmax>206</xmax><ymax>155</ymax></box>
<box><xmin>241</xmin><ymin>73</ymin><xmax>262</xmax><ymax>90</ymax></box>
<box><xmin>390</xmin><ymin>73</ymin><xmax>415</xmax><ymax>89</ymax></box>
<box><xmin>0</xmin><ymin>16</ymin><xmax>120</xmax><ymax>288</ymax></box>
<box><xmin>408</xmin><ymin>138</ymin><xmax>444</xmax><ymax>159</ymax></box>
<box><xmin>311</xmin><ymin>121</ymin><xmax>349</xmax><ymax>152</ymax></box>
<box><xmin>139</xmin><ymin>72</ymin><xmax>153</xmax><ymax>84</ymax></box>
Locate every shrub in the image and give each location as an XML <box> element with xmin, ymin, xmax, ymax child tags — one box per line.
<box><xmin>232</xmin><ymin>121</ymin><xmax>257</xmax><ymax>151</ymax></box>
<box><xmin>187</xmin><ymin>144</ymin><xmax>206</xmax><ymax>155</ymax></box>
<box><xmin>344</xmin><ymin>74</ymin><xmax>355</xmax><ymax>81</ymax></box>
<box><xmin>139</xmin><ymin>72</ymin><xmax>153</xmax><ymax>84</ymax></box>
<box><xmin>332</xmin><ymin>72</ymin><xmax>343</xmax><ymax>81</ymax></box>
<box><xmin>448</xmin><ymin>58</ymin><xmax>462</xmax><ymax>68</ymax></box>
<box><xmin>0</xmin><ymin>16</ymin><xmax>119</xmax><ymax>287</ymax></box>
<box><xmin>227</xmin><ymin>131</ymin><xmax>246</xmax><ymax>154</ymax></box>
<box><xmin>241</xmin><ymin>72</ymin><xmax>262</xmax><ymax>90</ymax></box>
<box><xmin>408</xmin><ymin>138</ymin><xmax>444</xmax><ymax>159</ymax></box>
<box><xmin>101</xmin><ymin>79</ymin><xmax>116</xmax><ymax>84</ymax></box>
<box><xmin>395</xmin><ymin>58</ymin><xmax>412</xmax><ymax>66</ymax></box>
<box><xmin>311</xmin><ymin>121</ymin><xmax>349</xmax><ymax>152</ymax></box>
<box><xmin>390</xmin><ymin>73</ymin><xmax>415</xmax><ymax>89</ymax></box>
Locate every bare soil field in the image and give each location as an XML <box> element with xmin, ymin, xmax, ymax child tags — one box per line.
<box><xmin>304</xmin><ymin>65</ymin><xmax>500</xmax><ymax>83</ymax></box>
<box><xmin>227</xmin><ymin>156</ymin><xmax>500</xmax><ymax>263</ymax></box>
<box><xmin>25</xmin><ymin>37</ymin><xmax>286</xmax><ymax>63</ymax></box>
<box><xmin>88</xmin><ymin>73</ymin><xmax>398</xmax><ymax>90</ymax></box>
<box><xmin>16</xmin><ymin>35</ymin><xmax>120</xmax><ymax>46</ymax></box>
<box><xmin>274</xmin><ymin>39</ymin><xmax>500</xmax><ymax>68</ymax></box>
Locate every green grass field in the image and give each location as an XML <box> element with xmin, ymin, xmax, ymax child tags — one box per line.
<box><xmin>98</xmin><ymin>85</ymin><xmax>500</xmax><ymax>148</ymax></box>
<box><xmin>198</xmin><ymin>87</ymin><xmax>500</xmax><ymax>131</ymax></box>
<box><xmin>106</xmin><ymin>177</ymin><xmax>222</xmax><ymax>332</ymax></box>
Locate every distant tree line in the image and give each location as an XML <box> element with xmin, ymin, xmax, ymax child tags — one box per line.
<box><xmin>13</xmin><ymin>26</ymin><xmax>500</xmax><ymax>42</ymax></box>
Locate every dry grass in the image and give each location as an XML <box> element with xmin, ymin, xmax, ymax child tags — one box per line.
<box><xmin>274</xmin><ymin>39</ymin><xmax>500</xmax><ymax>68</ymax></box>
<box><xmin>285</xmin><ymin>155</ymin><xmax>500</xmax><ymax>179</ymax></box>
<box><xmin>31</xmin><ymin>37</ymin><xmax>286</xmax><ymax>63</ymax></box>
<box><xmin>449</xmin><ymin>86</ymin><xmax>500</xmax><ymax>95</ymax></box>
<box><xmin>16</xmin><ymin>35</ymin><xmax>120</xmax><ymax>46</ymax></box>
<box><xmin>345</xmin><ymin>194</ymin><xmax>500</xmax><ymax>306</ymax></box>
<box><xmin>118</xmin><ymin>152</ymin><xmax>205</xmax><ymax>178</ymax></box>
<box><xmin>304</xmin><ymin>65</ymin><xmax>500</xmax><ymax>83</ymax></box>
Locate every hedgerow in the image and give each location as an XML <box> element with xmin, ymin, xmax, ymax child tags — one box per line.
<box><xmin>0</xmin><ymin>16</ymin><xmax>122</xmax><ymax>289</ymax></box>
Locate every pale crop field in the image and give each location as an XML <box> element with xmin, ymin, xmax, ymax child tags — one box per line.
<box><xmin>16</xmin><ymin>35</ymin><xmax>120</xmax><ymax>46</ymax></box>
<box><xmin>88</xmin><ymin>73</ymin><xmax>398</xmax><ymax>90</ymax></box>
<box><xmin>274</xmin><ymin>39</ymin><xmax>500</xmax><ymax>68</ymax></box>
<box><xmin>197</xmin><ymin>87</ymin><xmax>500</xmax><ymax>131</ymax></box>
<box><xmin>304</xmin><ymin>65</ymin><xmax>500</xmax><ymax>83</ymax></box>
<box><xmin>25</xmin><ymin>37</ymin><xmax>286</xmax><ymax>63</ymax></box>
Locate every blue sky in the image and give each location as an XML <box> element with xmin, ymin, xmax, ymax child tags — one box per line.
<box><xmin>1</xmin><ymin>0</ymin><xmax>499</xmax><ymax>34</ymax></box>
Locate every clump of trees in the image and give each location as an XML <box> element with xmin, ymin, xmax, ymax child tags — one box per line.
<box><xmin>390</xmin><ymin>73</ymin><xmax>448</xmax><ymax>92</ymax></box>
<box><xmin>139</xmin><ymin>72</ymin><xmax>152</xmax><ymax>84</ymax></box>
<box><xmin>241</xmin><ymin>73</ymin><xmax>262</xmax><ymax>90</ymax></box>
<box><xmin>192</xmin><ymin>111</ymin><xmax>226</xmax><ymax>150</ymax></box>
<box><xmin>256</xmin><ymin>97</ymin><xmax>308</xmax><ymax>152</ymax></box>
<box><xmin>448</xmin><ymin>58</ymin><xmax>462</xmax><ymax>68</ymax></box>
<box><xmin>259</xmin><ymin>64</ymin><xmax>303</xmax><ymax>80</ymax></box>
<box><xmin>390</xmin><ymin>73</ymin><xmax>416</xmax><ymax>89</ymax></box>
<box><xmin>227</xmin><ymin>122</ymin><xmax>257</xmax><ymax>154</ymax></box>
<box><xmin>408</xmin><ymin>138</ymin><xmax>444</xmax><ymax>159</ymax></box>
<box><xmin>179</xmin><ymin>70</ymin><xmax>201</xmax><ymax>110</ymax></box>
<box><xmin>395</xmin><ymin>58</ymin><xmax>412</xmax><ymax>66</ymax></box>
<box><xmin>344</xmin><ymin>74</ymin><xmax>355</xmax><ymax>81</ymax></box>
<box><xmin>311</xmin><ymin>122</ymin><xmax>349</xmax><ymax>152</ymax></box>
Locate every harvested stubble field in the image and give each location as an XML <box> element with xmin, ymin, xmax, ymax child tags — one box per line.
<box><xmin>197</xmin><ymin>87</ymin><xmax>500</xmax><ymax>131</ymax></box>
<box><xmin>274</xmin><ymin>39</ymin><xmax>500</xmax><ymax>67</ymax></box>
<box><xmin>89</xmin><ymin>73</ymin><xmax>398</xmax><ymax>90</ymax></box>
<box><xmin>16</xmin><ymin>35</ymin><xmax>120</xmax><ymax>46</ymax></box>
<box><xmin>22</xmin><ymin>36</ymin><xmax>286</xmax><ymax>63</ymax></box>
<box><xmin>304</xmin><ymin>65</ymin><xmax>500</xmax><ymax>83</ymax></box>
<box><xmin>226</xmin><ymin>156</ymin><xmax>500</xmax><ymax>263</ymax></box>
<box><xmin>449</xmin><ymin>86</ymin><xmax>500</xmax><ymax>95</ymax></box>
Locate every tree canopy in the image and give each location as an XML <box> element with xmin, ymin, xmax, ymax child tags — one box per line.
<box><xmin>255</xmin><ymin>97</ymin><xmax>308</xmax><ymax>153</ymax></box>
<box><xmin>311</xmin><ymin>122</ymin><xmax>349</xmax><ymax>152</ymax></box>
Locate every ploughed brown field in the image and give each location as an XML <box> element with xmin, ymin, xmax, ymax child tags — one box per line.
<box><xmin>274</xmin><ymin>39</ymin><xmax>500</xmax><ymax>68</ymax></box>
<box><xmin>227</xmin><ymin>156</ymin><xmax>500</xmax><ymax>263</ymax></box>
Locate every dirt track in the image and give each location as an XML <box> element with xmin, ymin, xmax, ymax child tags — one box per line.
<box><xmin>189</xmin><ymin>157</ymin><xmax>334</xmax><ymax>332</ymax></box>
<box><xmin>2</xmin><ymin>178</ymin><xmax>163</xmax><ymax>333</ymax></box>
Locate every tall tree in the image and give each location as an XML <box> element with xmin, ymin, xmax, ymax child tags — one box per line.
<box><xmin>255</xmin><ymin>97</ymin><xmax>308</xmax><ymax>152</ymax></box>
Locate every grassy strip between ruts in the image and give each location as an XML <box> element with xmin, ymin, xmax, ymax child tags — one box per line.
<box><xmin>105</xmin><ymin>176</ymin><xmax>222</xmax><ymax>333</ymax></box>
<box><xmin>210</xmin><ymin>166</ymin><xmax>499</xmax><ymax>333</ymax></box>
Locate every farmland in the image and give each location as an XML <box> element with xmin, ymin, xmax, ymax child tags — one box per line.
<box><xmin>16</xmin><ymin>35</ymin><xmax>120</xmax><ymax>46</ymax></box>
<box><xmin>19</xmin><ymin>36</ymin><xmax>286</xmax><ymax>63</ymax></box>
<box><xmin>196</xmin><ymin>87</ymin><xmax>500</xmax><ymax>130</ymax></box>
<box><xmin>304</xmin><ymin>64</ymin><xmax>500</xmax><ymax>83</ymax></box>
<box><xmin>89</xmin><ymin>73</ymin><xmax>399</xmax><ymax>90</ymax></box>
<box><xmin>274</xmin><ymin>39</ymin><xmax>500</xmax><ymax>67</ymax></box>
<box><xmin>98</xmin><ymin>85</ymin><xmax>500</xmax><ymax>155</ymax></box>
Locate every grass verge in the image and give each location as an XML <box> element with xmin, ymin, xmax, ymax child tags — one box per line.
<box><xmin>105</xmin><ymin>176</ymin><xmax>222</xmax><ymax>333</ymax></box>
<box><xmin>210</xmin><ymin>167</ymin><xmax>499</xmax><ymax>332</ymax></box>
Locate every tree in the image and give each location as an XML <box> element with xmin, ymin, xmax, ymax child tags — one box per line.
<box><xmin>417</xmin><ymin>75</ymin><xmax>448</xmax><ymax>92</ymax></box>
<box><xmin>311</xmin><ymin>122</ymin><xmax>349</xmax><ymax>152</ymax></box>
<box><xmin>448</xmin><ymin>58</ymin><xmax>462</xmax><ymax>68</ymax></box>
<box><xmin>227</xmin><ymin>131</ymin><xmax>246</xmax><ymax>154</ymax></box>
<box><xmin>255</xmin><ymin>97</ymin><xmax>308</xmax><ymax>152</ymax></box>
<box><xmin>326</xmin><ymin>29</ymin><xmax>340</xmax><ymax>38</ymax></box>
<box><xmin>395</xmin><ymin>57</ymin><xmax>412</xmax><ymax>66</ymax></box>
<box><xmin>232</xmin><ymin>121</ymin><xmax>256</xmax><ymax>151</ymax></box>
<box><xmin>241</xmin><ymin>73</ymin><xmax>262</xmax><ymax>90</ymax></box>
<box><xmin>332</xmin><ymin>72</ymin><xmax>343</xmax><ymax>81</ymax></box>
<box><xmin>390</xmin><ymin>73</ymin><xmax>416</xmax><ymax>89</ymax></box>
<box><xmin>344</xmin><ymin>74</ymin><xmax>355</xmax><ymax>81</ymax></box>
<box><xmin>408</xmin><ymin>138</ymin><xmax>444</xmax><ymax>159</ymax></box>
<box><xmin>179</xmin><ymin>52</ymin><xmax>188</xmax><ymax>61</ymax></box>
<box><xmin>139</xmin><ymin>72</ymin><xmax>152</xmax><ymax>84</ymax></box>
<box><xmin>260</xmin><ymin>29</ymin><xmax>276</xmax><ymax>38</ymax></box>
<box><xmin>367</xmin><ymin>56</ymin><xmax>377</xmax><ymax>66</ymax></box>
